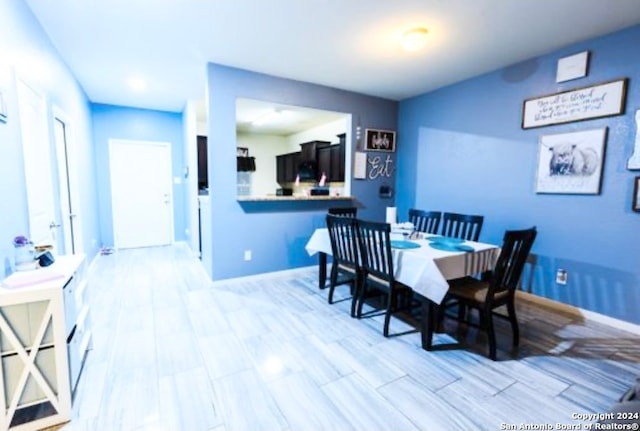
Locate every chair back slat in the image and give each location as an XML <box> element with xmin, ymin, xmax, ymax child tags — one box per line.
<box><xmin>355</xmin><ymin>219</ymin><xmax>394</xmax><ymax>283</ymax></box>
<box><xmin>488</xmin><ymin>227</ymin><xmax>537</xmax><ymax>299</ymax></box>
<box><xmin>326</xmin><ymin>215</ymin><xmax>359</xmax><ymax>269</ymax></box>
<box><xmin>408</xmin><ymin>209</ymin><xmax>441</xmax><ymax>234</ymax></box>
<box><xmin>441</xmin><ymin>212</ymin><xmax>484</xmax><ymax>241</ymax></box>
<box><xmin>328</xmin><ymin>207</ymin><xmax>358</xmax><ymax>218</ymax></box>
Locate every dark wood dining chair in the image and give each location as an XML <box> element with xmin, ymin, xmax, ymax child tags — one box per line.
<box><xmin>325</xmin><ymin>214</ymin><xmax>361</xmax><ymax>317</ymax></box>
<box><xmin>442</xmin><ymin>226</ymin><xmax>537</xmax><ymax>360</ymax></box>
<box><xmin>328</xmin><ymin>207</ymin><xmax>357</xmax><ymax>218</ymax></box>
<box><xmin>355</xmin><ymin>219</ymin><xmax>412</xmax><ymax>336</ymax></box>
<box><xmin>408</xmin><ymin>209</ymin><xmax>441</xmax><ymax>234</ymax></box>
<box><xmin>441</xmin><ymin>212</ymin><xmax>484</xmax><ymax>241</ymax></box>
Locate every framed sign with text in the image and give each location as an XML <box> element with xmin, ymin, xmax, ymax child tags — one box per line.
<box><xmin>522</xmin><ymin>78</ymin><xmax>627</xmax><ymax>129</ymax></box>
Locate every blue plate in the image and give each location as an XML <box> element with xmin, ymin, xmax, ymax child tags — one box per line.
<box><xmin>429</xmin><ymin>242</ymin><xmax>474</xmax><ymax>252</ymax></box>
<box><xmin>390</xmin><ymin>240</ymin><xmax>421</xmax><ymax>250</ymax></box>
<box><xmin>427</xmin><ymin>236</ymin><xmax>465</xmax><ymax>244</ymax></box>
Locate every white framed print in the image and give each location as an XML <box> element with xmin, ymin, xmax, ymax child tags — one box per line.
<box><xmin>556</xmin><ymin>51</ymin><xmax>589</xmax><ymax>83</ymax></box>
<box><xmin>535</xmin><ymin>127</ymin><xmax>607</xmax><ymax>195</ymax></box>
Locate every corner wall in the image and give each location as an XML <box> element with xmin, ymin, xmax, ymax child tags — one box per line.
<box><xmin>0</xmin><ymin>1</ymin><xmax>100</xmax><ymax>273</ymax></box>
<box><xmin>397</xmin><ymin>25</ymin><xmax>640</xmax><ymax>324</ymax></box>
<box><xmin>206</xmin><ymin>64</ymin><xmax>398</xmax><ymax>280</ymax></box>
<box><xmin>91</xmin><ymin>104</ymin><xmax>188</xmax><ymax>247</ymax></box>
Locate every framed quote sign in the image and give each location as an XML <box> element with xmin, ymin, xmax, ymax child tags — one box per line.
<box><xmin>522</xmin><ymin>78</ymin><xmax>627</xmax><ymax>129</ymax></box>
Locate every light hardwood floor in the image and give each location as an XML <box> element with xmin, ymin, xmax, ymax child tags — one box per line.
<box><xmin>60</xmin><ymin>244</ymin><xmax>640</xmax><ymax>431</ymax></box>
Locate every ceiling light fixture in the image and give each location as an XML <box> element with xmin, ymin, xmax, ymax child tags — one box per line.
<box><xmin>128</xmin><ymin>77</ymin><xmax>146</xmax><ymax>92</ymax></box>
<box><xmin>252</xmin><ymin>109</ymin><xmax>283</xmax><ymax>126</ymax></box>
<box><xmin>402</xmin><ymin>27</ymin><xmax>428</xmax><ymax>52</ymax></box>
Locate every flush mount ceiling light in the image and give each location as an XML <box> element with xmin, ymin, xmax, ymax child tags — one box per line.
<box><xmin>252</xmin><ymin>109</ymin><xmax>284</xmax><ymax>126</ymax></box>
<box><xmin>127</xmin><ymin>77</ymin><xmax>146</xmax><ymax>91</ymax></box>
<box><xmin>402</xmin><ymin>27</ymin><xmax>428</xmax><ymax>52</ymax></box>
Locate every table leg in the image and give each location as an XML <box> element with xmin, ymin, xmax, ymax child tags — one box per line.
<box><xmin>318</xmin><ymin>252</ymin><xmax>327</xmax><ymax>289</ymax></box>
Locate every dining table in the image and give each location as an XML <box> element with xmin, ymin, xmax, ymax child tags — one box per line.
<box><xmin>304</xmin><ymin>227</ymin><xmax>500</xmax><ymax>350</ymax></box>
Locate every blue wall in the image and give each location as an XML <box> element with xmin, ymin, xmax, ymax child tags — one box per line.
<box><xmin>397</xmin><ymin>25</ymin><xmax>640</xmax><ymax>324</ymax></box>
<box><xmin>91</xmin><ymin>104</ymin><xmax>188</xmax><ymax>247</ymax></box>
<box><xmin>0</xmin><ymin>0</ymin><xmax>100</xmax><ymax>273</ymax></box>
<box><xmin>206</xmin><ymin>64</ymin><xmax>398</xmax><ymax>279</ymax></box>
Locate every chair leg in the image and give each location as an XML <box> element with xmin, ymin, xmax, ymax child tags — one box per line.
<box><xmin>422</xmin><ymin>300</ymin><xmax>436</xmax><ymax>350</ymax></box>
<box><xmin>484</xmin><ymin>309</ymin><xmax>497</xmax><ymax>360</ymax></box>
<box><xmin>507</xmin><ymin>300</ymin><xmax>520</xmax><ymax>347</ymax></box>
<box><xmin>356</xmin><ymin>280</ymin><xmax>366</xmax><ymax>318</ymax></box>
<box><xmin>327</xmin><ymin>264</ymin><xmax>338</xmax><ymax>304</ymax></box>
<box><xmin>457</xmin><ymin>303</ymin><xmax>466</xmax><ymax>322</ymax></box>
<box><xmin>350</xmin><ymin>273</ymin><xmax>361</xmax><ymax>318</ymax></box>
<box><xmin>383</xmin><ymin>290</ymin><xmax>394</xmax><ymax>337</ymax></box>
<box><xmin>436</xmin><ymin>305</ymin><xmax>445</xmax><ymax>332</ymax></box>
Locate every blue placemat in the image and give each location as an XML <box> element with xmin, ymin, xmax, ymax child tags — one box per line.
<box><xmin>427</xmin><ymin>236</ymin><xmax>465</xmax><ymax>244</ymax></box>
<box><xmin>429</xmin><ymin>242</ymin><xmax>474</xmax><ymax>252</ymax></box>
<box><xmin>390</xmin><ymin>240</ymin><xmax>421</xmax><ymax>250</ymax></box>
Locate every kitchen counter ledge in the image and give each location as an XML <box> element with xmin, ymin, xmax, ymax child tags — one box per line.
<box><xmin>237</xmin><ymin>195</ymin><xmax>353</xmax><ymax>202</ymax></box>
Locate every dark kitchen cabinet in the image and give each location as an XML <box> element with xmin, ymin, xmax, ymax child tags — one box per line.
<box><xmin>317</xmin><ymin>143</ymin><xmax>345</xmax><ymax>182</ymax></box>
<box><xmin>330</xmin><ymin>143</ymin><xmax>345</xmax><ymax>182</ymax></box>
<box><xmin>276</xmin><ymin>151</ymin><xmax>300</xmax><ymax>184</ymax></box>
<box><xmin>317</xmin><ymin>146</ymin><xmax>332</xmax><ymax>181</ymax></box>
<box><xmin>300</xmin><ymin>140</ymin><xmax>330</xmax><ymax>162</ymax></box>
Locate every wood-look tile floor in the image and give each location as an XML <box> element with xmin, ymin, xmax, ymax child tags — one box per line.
<box><xmin>60</xmin><ymin>244</ymin><xmax>640</xmax><ymax>431</ymax></box>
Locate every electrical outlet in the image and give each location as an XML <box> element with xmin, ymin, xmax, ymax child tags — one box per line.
<box><xmin>244</xmin><ymin>250</ymin><xmax>252</xmax><ymax>261</ymax></box>
<box><xmin>556</xmin><ymin>269</ymin><xmax>568</xmax><ymax>285</ymax></box>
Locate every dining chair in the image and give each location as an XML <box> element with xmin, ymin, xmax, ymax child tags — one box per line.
<box><xmin>408</xmin><ymin>209</ymin><xmax>441</xmax><ymax>234</ymax></box>
<box><xmin>325</xmin><ymin>214</ymin><xmax>361</xmax><ymax>317</ymax></box>
<box><xmin>355</xmin><ymin>219</ymin><xmax>412</xmax><ymax>336</ymax></box>
<box><xmin>442</xmin><ymin>226</ymin><xmax>537</xmax><ymax>360</ymax></box>
<box><xmin>441</xmin><ymin>212</ymin><xmax>484</xmax><ymax>241</ymax></box>
<box><xmin>328</xmin><ymin>207</ymin><xmax>358</xmax><ymax>218</ymax></box>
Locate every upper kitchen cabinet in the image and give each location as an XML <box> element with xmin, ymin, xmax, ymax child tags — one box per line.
<box><xmin>316</xmin><ymin>137</ymin><xmax>345</xmax><ymax>182</ymax></box>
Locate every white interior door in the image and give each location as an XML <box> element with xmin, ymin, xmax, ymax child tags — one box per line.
<box><xmin>52</xmin><ymin>108</ymin><xmax>83</xmax><ymax>254</ymax></box>
<box><xmin>16</xmin><ymin>78</ymin><xmax>59</xmax><ymax>251</ymax></box>
<box><xmin>109</xmin><ymin>140</ymin><xmax>174</xmax><ymax>249</ymax></box>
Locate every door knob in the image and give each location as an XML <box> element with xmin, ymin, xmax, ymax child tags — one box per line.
<box><xmin>49</xmin><ymin>222</ymin><xmax>61</xmax><ymax>229</ymax></box>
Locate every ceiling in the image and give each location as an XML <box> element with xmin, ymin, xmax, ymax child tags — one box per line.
<box><xmin>25</xmin><ymin>0</ymin><xmax>640</xmax><ymax>119</ymax></box>
<box><xmin>236</xmin><ymin>98</ymin><xmax>348</xmax><ymax>136</ymax></box>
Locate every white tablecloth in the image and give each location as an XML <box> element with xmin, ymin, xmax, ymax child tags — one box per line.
<box><xmin>305</xmin><ymin>228</ymin><xmax>499</xmax><ymax>305</ymax></box>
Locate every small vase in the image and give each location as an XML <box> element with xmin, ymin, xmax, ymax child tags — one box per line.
<box><xmin>14</xmin><ymin>244</ymin><xmax>36</xmax><ymax>271</ymax></box>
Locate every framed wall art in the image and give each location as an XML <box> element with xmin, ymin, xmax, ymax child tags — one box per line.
<box><xmin>633</xmin><ymin>177</ymin><xmax>640</xmax><ymax>212</ymax></box>
<box><xmin>522</xmin><ymin>78</ymin><xmax>627</xmax><ymax>129</ymax></box>
<box><xmin>556</xmin><ymin>51</ymin><xmax>589</xmax><ymax>83</ymax></box>
<box><xmin>365</xmin><ymin>129</ymin><xmax>396</xmax><ymax>152</ymax></box>
<box><xmin>535</xmin><ymin>127</ymin><xmax>607</xmax><ymax>195</ymax></box>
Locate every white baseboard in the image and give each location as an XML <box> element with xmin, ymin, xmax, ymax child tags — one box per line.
<box><xmin>211</xmin><ymin>265</ymin><xmax>318</xmax><ymax>286</ymax></box>
<box><xmin>517</xmin><ymin>291</ymin><xmax>640</xmax><ymax>336</ymax></box>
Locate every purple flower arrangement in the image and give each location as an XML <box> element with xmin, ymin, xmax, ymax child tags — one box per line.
<box><xmin>13</xmin><ymin>235</ymin><xmax>31</xmax><ymax>247</ymax></box>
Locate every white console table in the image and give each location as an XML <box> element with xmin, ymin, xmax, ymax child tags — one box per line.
<box><xmin>0</xmin><ymin>255</ymin><xmax>91</xmax><ymax>431</ymax></box>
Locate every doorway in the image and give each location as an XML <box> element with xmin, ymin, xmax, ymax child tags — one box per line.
<box><xmin>109</xmin><ymin>139</ymin><xmax>174</xmax><ymax>249</ymax></box>
<box><xmin>52</xmin><ymin>108</ymin><xmax>83</xmax><ymax>254</ymax></box>
<box><xmin>16</xmin><ymin>77</ymin><xmax>59</xmax><ymax>250</ymax></box>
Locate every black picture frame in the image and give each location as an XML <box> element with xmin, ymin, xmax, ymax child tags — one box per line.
<box><xmin>365</xmin><ymin>129</ymin><xmax>396</xmax><ymax>152</ymax></box>
<box><xmin>633</xmin><ymin>176</ymin><xmax>640</xmax><ymax>212</ymax></box>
